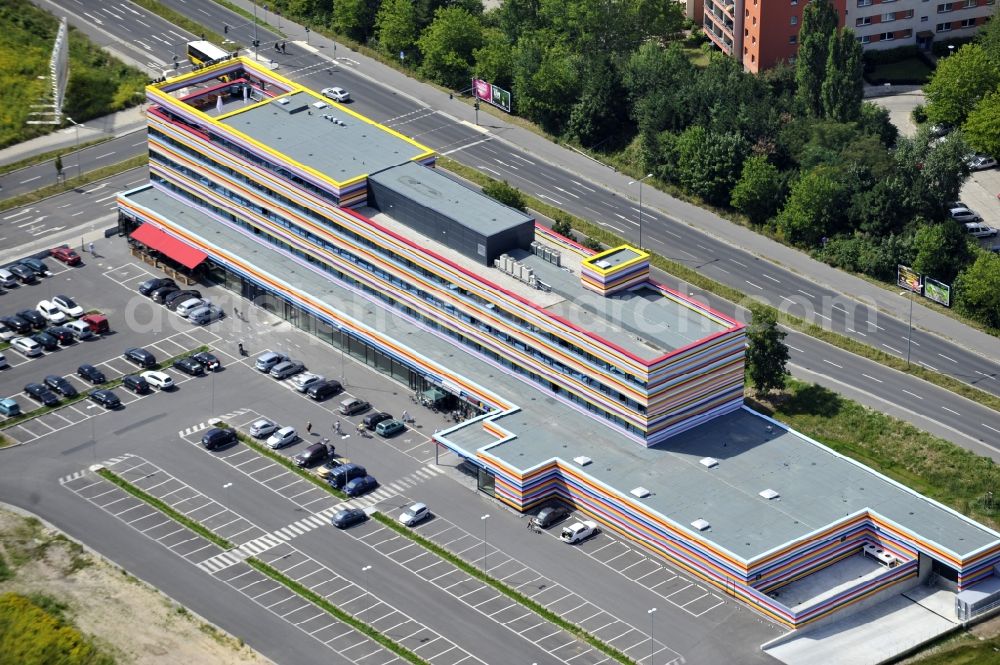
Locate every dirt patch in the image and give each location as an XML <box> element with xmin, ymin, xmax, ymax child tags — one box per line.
<box><xmin>0</xmin><ymin>506</ymin><xmax>271</xmax><ymax>665</ymax></box>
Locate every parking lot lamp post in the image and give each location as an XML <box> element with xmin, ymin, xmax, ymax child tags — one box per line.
<box><xmin>648</xmin><ymin>607</ymin><xmax>657</xmax><ymax>664</ymax></box>
<box><xmin>628</xmin><ymin>173</ymin><xmax>653</xmax><ymax>249</ymax></box>
<box><xmin>362</xmin><ymin>564</ymin><xmax>372</xmax><ymax>613</ymax></box>
<box><xmin>899</xmin><ymin>291</ymin><xmax>913</xmax><ymax>366</ymax></box>
<box><xmin>223</xmin><ymin>482</ymin><xmax>232</xmax><ymax>506</ymax></box>
<box><xmin>480</xmin><ymin>514</ymin><xmax>490</xmax><ymax>572</ymax></box>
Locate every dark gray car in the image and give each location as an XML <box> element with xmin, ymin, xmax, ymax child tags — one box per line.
<box><xmin>269</xmin><ymin>359</ymin><xmax>305</xmax><ymax>379</ymax></box>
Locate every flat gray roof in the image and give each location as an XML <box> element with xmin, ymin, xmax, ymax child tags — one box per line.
<box><xmin>124</xmin><ymin>185</ymin><xmax>1000</xmax><ymax>563</ymax></box>
<box><xmin>369</xmin><ymin>162</ymin><xmax>534</xmax><ymax>236</ymax></box>
<box><xmin>220</xmin><ymin>91</ymin><xmax>430</xmax><ymax>183</ymax></box>
<box><xmin>588</xmin><ymin>246</ymin><xmax>644</xmax><ymax>269</ymax></box>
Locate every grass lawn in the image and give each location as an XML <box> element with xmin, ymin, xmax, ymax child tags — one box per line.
<box><xmin>867</xmin><ymin>57</ymin><xmax>934</xmax><ymax>84</ymax></box>
<box><xmin>0</xmin><ymin>0</ymin><xmax>148</xmax><ymax>149</ymax></box>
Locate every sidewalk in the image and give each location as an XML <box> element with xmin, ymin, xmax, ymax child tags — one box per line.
<box><xmin>0</xmin><ymin>105</ymin><xmax>147</xmax><ymax>168</ymax></box>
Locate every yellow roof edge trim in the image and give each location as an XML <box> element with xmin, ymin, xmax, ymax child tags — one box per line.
<box><xmin>582</xmin><ymin>245</ymin><xmax>651</xmax><ymax>275</ymax></box>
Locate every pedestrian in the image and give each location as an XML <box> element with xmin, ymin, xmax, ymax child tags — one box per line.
<box><xmin>402</xmin><ymin>409</ymin><xmax>410</xmax><ymax>423</ymax></box>
<box><xmin>306</xmin><ymin>421</ymin><xmax>312</xmax><ymax>434</ymax></box>
<box><xmin>88</xmin><ymin>241</ymin><xmax>95</xmax><ymax>255</ymax></box>
<box><xmin>281</xmin><ymin>41</ymin><xmax>287</xmax><ymax>53</ymax></box>
<box><xmin>238</xmin><ymin>341</ymin><xmax>245</xmax><ymax>356</ymax></box>
<box><xmin>334</xmin><ymin>420</ymin><xmax>342</xmax><ymax>435</ymax></box>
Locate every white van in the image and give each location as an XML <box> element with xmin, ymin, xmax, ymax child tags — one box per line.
<box><xmin>0</xmin><ymin>268</ymin><xmax>16</xmax><ymax>288</ymax></box>
<box><xmin>965</xmin><ymin>222</ymin><xmax>998</xmax><ymax>238</ymax></box>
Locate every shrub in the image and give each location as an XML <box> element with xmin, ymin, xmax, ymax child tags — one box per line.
<box><xmin>911</xmin><ymin>104</ymin><xmax>927</xmax><ymax>124</ymax></box>
<box><xmin>481</xmin><ymin>180</ymin><xmax>528</xmax><ymax>212</ymax></box>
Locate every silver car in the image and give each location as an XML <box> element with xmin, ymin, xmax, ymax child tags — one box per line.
<box><xmin>187</xmin><ymin>304</ymin><xmax>224</xmax><ymax>324</ymax></box>
<box><xmin>266</xmin><ymin>426</ymin><xmax>299</xmax><ymax>449</ymax></box>
<box><xmin>291</xmin><ymin>372</ymin><xmax>324</xmax><ymax>393</ymax></box>
<box><xmin>255</xmin><ymin>351</ymin><xmax>288</xmax><ymax>372</ymax></box>
<box><xmin>249</xmin><ymin>418</ymin><xmax>278</xmax><ymax>438</ymax></box>
<box><xmin>270</xmin><ymin>359</ymin><xmax>305</xmax><ymax>379</ymax></box>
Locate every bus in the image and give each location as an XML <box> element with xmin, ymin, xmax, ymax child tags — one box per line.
<box><xmin>186</xmin><ymin>40</ymin><xmax>231</xmax><ymax>67</ymax></box>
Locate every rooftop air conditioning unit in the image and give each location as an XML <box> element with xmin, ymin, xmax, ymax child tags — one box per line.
<box><xmin>759</xmin><ymin>489</ymin><xmax>780</xmax><ymax>500</ymax></box>
<box><xmin>691</xmin><ymin>519</ymin><xmax>711</xmax><ymax>531</ymax></box>
<box><xmin>573</xmin><ymin>456</ymin><xmax>592</xmax><ymax>466</ymax></box>
<box><xmin>630</xmin><ymin>487</ymin><xmax>651</xmax><ymax>498</ymax></box>
<box><xmin>700</xmin><ymin>457</ymin><xmax>719</xmax><ymax>468</ymax></box>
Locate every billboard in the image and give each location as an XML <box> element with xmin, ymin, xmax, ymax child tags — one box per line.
<box><xmin>897</xmin><ymin>265</ymin><xmax>922</xmax><ymax>293</ymax></box>
<box><xmin>923</xmin><ymin>277</ymin><xmax>951</xmax><ymax>307</ymax></box>
<box><xmin>473</xmin><ymin>78</ymin><xmax>512</xmax><ymax>113</ymax></box>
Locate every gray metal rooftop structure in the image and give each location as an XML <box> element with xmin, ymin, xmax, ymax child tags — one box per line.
<box><xmin>123</xmin><ymin>185</ymin><xmax>1000</xmax><ymax>564</ymax></box>
<box><xmin>219</xmin><ymin>91</ymin><xmax>431</xmax><ymax>183</ymax></box>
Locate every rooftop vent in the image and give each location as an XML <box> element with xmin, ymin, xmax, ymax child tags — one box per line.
<box><xmin>595</xmin><ymin>259</ymin><xmax>611</xmax><ymax>269</ymax></box>
<box><xmin>276</xmin><ymin>97</ymin><xmax>289</xmax><ymax>105</ymax></box>
<box><xmin>759</xmin><ymin>489</ymin><xmax>780</xmax><ymax>500</ymax></box>
<box><xmin>699</xmin><ymin>457</ymin><xmax>719</xmax><ymax>469</ymax></box>
<box><xmin>630</xmin><ymin>487</ymin><xmax>651</xmax><ymax>498</ymax></box>
<box><xmin>573</xmin><ymin>456</ymin><xmax>592</xmax><ymax>466</ymax></box>
<box><xmin>691</xmin><ymin>519</ymin><xmax>711</xmax><ymax>531</ymax></box>
<box><xmin>311</xmin><ymin>101</ymin><xmax>328</xmax><ymax>109</ymax></box>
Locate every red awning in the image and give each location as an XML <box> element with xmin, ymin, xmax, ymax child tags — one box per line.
<box><xmin>130</xmin><ymin>224</ymin><xmax>208</xmax><ymax>270</ymax></box>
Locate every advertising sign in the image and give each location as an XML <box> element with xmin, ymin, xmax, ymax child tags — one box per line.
<box><xmin>923</xmin><ymin>277</ymin><xmax>951</xmax><ymax>307</ymax></box>
<box><xmin>473</xmin><ymin>78</ymin><xmax>512</xmax><ymax>113</ymax></box>
<box><xmin>897</xmin><ymin>265</ymin><xmax>922</xmax><ymax>293</ymax></box>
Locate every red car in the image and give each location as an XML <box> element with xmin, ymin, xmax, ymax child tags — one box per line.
<box><xmin>50</xmin><ymin>246</ymin><xmax>81</xmax><ymax>266</ymax></box>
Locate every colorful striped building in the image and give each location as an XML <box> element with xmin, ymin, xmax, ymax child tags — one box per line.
<box><xmin>118</xmin><ymin>56</ymin><xmax>1000</xmax><ymax>630</ymax></box>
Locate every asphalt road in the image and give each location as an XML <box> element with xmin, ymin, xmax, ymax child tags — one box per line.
<box><xmin>0</xmin><ymin>237</ymin><xmax>781</xmax><ymax>663</ymax></box>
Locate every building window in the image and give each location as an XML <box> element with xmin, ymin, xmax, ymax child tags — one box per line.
<box><xmin>858</xmin><ymin>0</ymin><xmax>873</xmax><ymax>6</ymax></box>
<box><xmin>884</xmin><ymin>11</ymin><xmax>896</xmax><ymax>20</ymax></box>
<box><xmin>880</xmin><ymin>31</ymin><xmax>895</xmax><ymax>39</ymax></box>
<box><xmin>936</xmin><ymin>21</ymin><xmax>953</xmax><ymax>29</ymax></box>
<box><xmin>857</xmin><ymin>15</ymin><xmax>873</xmax><ymax>24</ymax></box>
<box><xmin>962</xmin><ymin>0</ymin><xmax>976</xmax><ymax>6</ymax></box>
<box><xmin>859</xmin><ymin>34</ymin><xmax>872</xmax><ymax>42</ymax></box>
<box><xmin>937</xmin><ymin>2</ymin><xmax>953</xmax><ymax>11</ymax></box>
<box><xmin>789</xmin><ymin>34</ymin><xmax>797</xmax><ymax>43</ymax></box>
<box><xmin>790</xmin><ymin>15</ymin><xmax>798</xmax><ymax>24</ymax></box>
<box><xmin>960</xmin><ymin>17</ymin><xmax>975</xmax><ymax>25</ymax></box>
<box><xmin>901</xmin><ymin>28</ymin><xmax>913</xmax><ymax>37</ymax></box>
<box><xmin>921</xmin><ymin>15</ymin><xmax>929</xmax><ymax>20</ymax></box>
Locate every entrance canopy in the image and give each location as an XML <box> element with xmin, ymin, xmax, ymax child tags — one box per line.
<box><xmin>130</xmin><ymin>223</ymin><xmax>207</xmax><ymax>269</ymax></box>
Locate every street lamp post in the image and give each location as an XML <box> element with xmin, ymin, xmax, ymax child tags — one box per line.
<box><xmin>66</xmin><ymin>117</ymin><xmax>82</xmax><ymax>179</ymax></box>
<box><xmin>480</xmin><ymin>514</ymin><xmax>490</xmax><ymax>572</ymax></box>
<box><xmin>252</xmin><ymin>1</ymin><xmax>259</xmax><ymax>60</ymax></box>
<box><xmin>223</xmin><ymin>482</ymin><xmax>232</xmax><ymax>505</ymax></box>
<box><xmin>361</xmin><ymin>564</ymin><xmax>372</xmax><ymax>614</ymax></box>
<box><xmin>648</xmin><ymin>607</ymin><xmax>657</xmax><ymax>664</ymax></box>
<box><xmin>628</xmin><ymin>173</ymin><xmax>653</xmax><ymax>249</ymax></box>
<box><xmin>899</xmin><ymin>291</ymin><xmax>914</xmax><ymax>366</ymax></box>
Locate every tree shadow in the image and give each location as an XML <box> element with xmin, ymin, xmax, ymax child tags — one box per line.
<box><xmin>778</xmin><ymin>383</ymin><xmax>844</xmax><ymax>418</ymax></box>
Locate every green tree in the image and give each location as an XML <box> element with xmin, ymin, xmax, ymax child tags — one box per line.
<box><xmin>775</xmin><ymin>166</ymin><xmax>847</xmax><ymax>246</ymax></box>
<box><xmin>962</xmin><ymin>88</ymin><xmax>1000</xmax><ymax>158</ymax></box>
<box><xmin>473</xmin><ymin>28</ymin><xmax>516</xmax><ymax>89</ymax></box>
<box><xmin>795</xmin><ymin>0</ymin><xmax>839</xmax><ymax>117</ymax></box>
<box><xmin>730</xmin><ymin>155</ymin><xmax>783</xmax><ymax>226</ymax></box>
<box><xmin>978</xmin><ymin>8</ymin><xmax>1000</xmax><ymax>62</ymax></box>
<box><xmin>745</xmin><ymin>302</ymin><xmax>789</xmax><ymax>394</ymax></box>
<box><xmin>924</xmin><ymin>44</ymin><xmax>1000</xmax><ymax>127</ymax></box>
<box><xmin>375</xmin><ymin>0</ymin><xmax>419</xmax><ymax>58</ymax></box>
<box><xmin>417</xmin><ymin>7</ymin><xmax>484</xmax><ymax>88</ymax></box>
<box><xmin>919</xmin><ymin>132</ymin><xmax>971</xmax><ymax>211</ymax></box>
<box><xmin>566</xmin><ymin>55</ymin><xmax>630</xmax><ymax>146</ymax></box>
<box><xmin>511</xmin><ymin>33</ymin><xmax>578</xmax><ymax>133</ymax></box>
<box><xmin>857</xmin><ymin>101</ymin><xmax>898</xmax><ymax>147</ymax></box>
<box><xmin>551</xmin><ymin>213</ymin><xmax>572</xmax><ymax>236</ymax></box>
<box><xmin>954</xmin><ymin>250</ymin><xmax>1000</xmax><ymax>329</ymax></box>
<box><xmin>482</xmin><ymin>180</ymin><xmax>527</xmax><ymax>211</ymax></box>
<box><xmin>849</xmin><ymin>175</ymin><xmax>911</xmax><ymax>236</ymax></box>
<box><xmin>623</xmin><ymin>43</ymin><xmax>697</xmax><ymax>134</ymax></box>
<box><xmin>331</xmin><ymin>0</ymin><xmax>376</xmax><ymax>42</ymax></box>
<box><xmin>821</xmin><ymin>28</ymin><xmax>863</xmax><ymax>122</ymax></box>
<box><xmin>675</xmin><ymin>125</ymin><xmax>749</xmax><ymax>205</ymax></box>
<box><xmin>912</xmin><ymin>222</ymin><xmax>972</xmax><ymax>283</ymax></box>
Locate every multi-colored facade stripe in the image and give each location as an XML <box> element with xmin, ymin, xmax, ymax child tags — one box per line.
<box><xmin>580</xmin><ymin>246</ymin><xmax>650</xmax><ymax>295</ymax></box>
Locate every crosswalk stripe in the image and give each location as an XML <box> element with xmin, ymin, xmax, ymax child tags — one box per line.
<box><xmin>303</xmin><ymin>516</ymin><xmax>326</xmax><ymax>527</ymax></box>
<box><xmin>287</xmin><ymin>524</ymin><xmax>305</xmax><ymax>534</ymax></box>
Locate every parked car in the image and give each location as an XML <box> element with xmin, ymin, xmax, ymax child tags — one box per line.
<box><xmin>0</xmin><ymin>352</ymin><xmax>6</xmax><ymax>369</ymax></box>
<box><xmin>560</xmin><ymin>520</ymin><xmax>599</xmax><ymax>544</ymax></box>
<box><xmin>399</xmin><ymin>503</ymin><xmax>429</xmax><ymax>527</ymax></box>
<box><xmin>291</xmin><ymin>372</ymin><xmax>324</xmax><ymax>393</ymax></box>
<box><xmin>363</xmin><ymin>412</ymin><xmax>393</xmax><ymax>429</ymax></box>
<box><xmin>8</xmin><ymin>264</ymin><xmax>36</xmax><ymax>284</ymax></box>
<box><xmin>0</xmin><ymin>323</ymin><xmax>15</xmax><ymax>341</ymax></box>
<box><xmin>0</xmin><ymin>398</ymin><xmax>21</xmax><ymax>417</ymax></box>
<box><xmin>320</xmin><ymin>86</ymin><xmax>350</xmax><ymax>102</ymax></box>
<box><xmin>293</xmin><ymin>443</ymin><xmax>330</xmax><ymax>467</ymax></box>
<box><xmin>201</xmin><ymin>427</ymin><xmax>236</xmax><ymax>450</ymax></box>
<box><xmin>307</xmin><ymin>379</ymin><xmax>342</xmax><ymax>401</ymax></box>
<box><xmin>89</xmin><ymin>389</ymin><xmax>122</xmax><ymax>409</ymax></box>
<box><xmin>20</xmin><ymin>258</ymin><xmax>51</xmax><ymax>277</ymax></box>
<box><xmin>375</xmin><ymin>419</ymin><xmax>406</xmax><ymax>437</ymax></box>
<box><xmin>338</xmin><ymin>398</ymin><xmax>370</xmax><ymax>416</ymax></box>
<box><xmin>269</xmin><ymin>359</ymin><xmax>305</xmax><ymax>379</ymax></box>
<box><xmin>1</xmin><ymin>315</ymin><xmax>31</xmax><ymax>335</ymax></box>
<box><xmin>16</xmin><ymin>309</ymin><xmax>46</xmax><ymax>328</ymax></box>
<box><xmin>174</xmin><ymin>297</ymin><xmax>206</xmax><ymax>317</ymax></box>
<box><xmin>80</xmin><ymin>314</ymin><xmax>109</xmax><ymax>334</ymax></box>
<box><xmin>266</xmin><ymin>426</ymin><xmax>299</xmax><ymax>449</ymax></box>
<box><xmin>124</xmin><ymin>347</ymin><xmax>156</xmax><ymax>368</ymax></box>
<box><xmin>50</xmin><ymin>246</ymin><xmax>81</xmax><ymax>266</ymax></box>
<box><xmin>141</xmin><ymin>370</ymin><xmax>174</xmax><ymax>390</ymax></box>
<box><xmin>173</xmin><ymin>356</ymin><xmax>205</xmax><ymax>376</ymax></box>
<box><xmin>64</xmin><ymin>320</ymin><xmax>94</xmax><ymax>340</ymax></box>
<box><xmin>10</xmin><ymin>337</ymin><xmax>42</xmax><ymax>357</ymax></box>
<box><xmin>164</xmin><ymin>290</ymin><xmax>201</xmax><ymax>310</ymax></box>
<box><xmin>31</xmin><ymin>331</ymin><xmax>59</xmax><ymax>351</ymax></box>
<box><xmin>249</xmin><ymin>418</ymin><xmax>278</xmax><ymax>438</ymax></box>
<box><xmin>192</xmin><ymin>351</ymin><xmax>221</xmax><ymax>371</ymax></box>
<box><xmin>531</xmin><ymin>504</ymin><xmax>571</xmax><ymax>529</ymax></box>
<box><xmin>35</xmin><ymin>300</ymin><xmax>67</xmax><ymax>324</ymax></box>
<box><xmin>122</xmin><ymin>374</ymin><xmax>151</xmax><ymax>394</ymax></box>
<box><xmin>331</xmin><ymin>507</ymin><xmax>367</xmax><ymax>529</ymax></box>
<box><xmin>138</xmin><ymin>277</ymin><xmax>176</xmax><ymax>296</ymax></box>
<box><xmin>965</xmin><ymin>222</ymin><xmax>998</xmax><ymax>238</ymax></box>
<box><xmin>51</xmin><ymin>295</ymin><xmax>84</xmax><ymax>318</ymax></box>
<box><xmin>949</xmin><ymin>206</ymin><xmax>983</xmax><ymax>224</ymax></box>
<box><xmin>24</xmin><ymin>382</ymin><xmax>59</xmax><ymax>406</ymax></box>
<box><xmin>315</xmin><ymin>456</ymin><xmax>351</xmax><ymax>479</ymax></box>
<box><xmin>43</xmin><ymin>374</ymin><xmax>77</xmax><ymax>398</ymax></box>
<box><xmin>254</xmin><ymin>350</ymin><xmax>288</xmax><ymax>372</ymax></box>
<box><xmin>967</xmin><ymin>154</ymin><xmax>997</xmax><ymax>171</ymax></box>
<box><xmin>77</xmin><ymin>364</ymin><xmax>106</xmax><ymax>384</ymax></box>
<box><xmin>151</xmin><ymin>285</ymin><xmax>181</xmax><ymax>303</ymax></box>
<box><xmin>0</xmin><ymin>269</ymin><xmax>15</xmax><ymax>289</ymax></box>
<box><xmin>344</xmin><ymin>475</ymin><xmax>378</xmax><ymax>497</ymax></box>
<box><xmin>327</xmin><ymin>463</ymin><xmax>367</xmax><ymax>489</ymax></box>
<box><xmin>48</xmin><ymin>326</ymin><xmax>76</xmax><ymax>345</ymax></box>
<box><xmin>187</xmin><ymin>304</ymin><xmax>224</xmax><ymax>325</ymax></box>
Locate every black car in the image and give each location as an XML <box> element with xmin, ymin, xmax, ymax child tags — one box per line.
<box><xmin>24</xmin><ymin>382</ymin><xmax>59</xmax><ymax>406</ymax></box>
<box><xmin>47</xmin><ymin>326</ymin><xmax>76</xmax><ymax>345</ymax></box>
<box><xmin>77</xmin><ymin>364</ymin><xmax>106</xmax><ymax>384</ymax></box>
<box><xmin>531</xmin><ymin>504</ymin><xmax>572</xmax><ymax>529</ymax></box>
<box><xmin>331</xmin><ymin>507</ymin><xmax>368</xmax><ymax>529</ymax></box>
<box><xmin>123</xmin><ymin>347</ymin><xmax>156</xmax><ymax>368</ymax></box>
<box><xmin>363</xmin><ymin>412</ymin><xmax>393</xmax><ymax>429</ymax></box>
<box><xmin>201</xmin><ymin>427</ymin><xmax>236</xmax><ymax>450</ymax></box>
<box><xmin>43</xmin><ymin>375</ymin><xmax>78</xmax><ymax>398</ymax></box>
<box><xmin>192</xmin><ymin>351</ymin><xmax>221</xmax><ymax>371</ymax></box>
<box><xmin>20</xmin><ymin>258</ymin><xmax>51</xmax><ymax>276</ymax></box>
<box><xmin>138</xmin><ymin>277</ymin><xmax>176</xmax><ymax>296</ymax></box>
<box><xmin>89</xmin><ymin>389</ymin><xmax>122</xmax><ymax>409</ymax></box>
<box><xmin>173</xmin><ymin>356</ymin><xmax>205</xmax><ymax>376</ymax></box>
<box><xmin>17</xmin><ymin>309</ymin><xmax>46</xmax><ymax>328</ymax></box>
<box><xmin>8</xmin><ymin>264</ymin><xmax>37</xmax><ymax>284</ymax></box>
<box><xmin>293</xmin><ymin>443</ymin><xmax>330</xmax><ymax>468</ymax></box>
<box><xmin>307</xmin><ymin>379</ymin><xmax>343</xmax><ymax>401</ymax></box>
<box><xmin>164</xmin><ymin>289</ymin><xmax>201</xmax><ymax>310</ymax></box>
<box><xmin>151</xmin><ymin>285</ymin><xmax>180</xmax><ymax>303</ymax></box>
<box><xmin>31</xmin><ymin>331</ymin><xmax>59</xmax><ymax>351</ymax></box>
<box><xmin>328</xmin><ymin>463</ymin><xmax>367</xmax><ymax>489</ymax></box>
<box><xmin>1</xmin><ymin>315</ymin><xmax>31</xmax><ymax>335</ymax></box>
<box><xmin>122</xmin><ymin>374</ymin><xmax>150</xmax><ymax>394</ymax></box>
